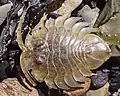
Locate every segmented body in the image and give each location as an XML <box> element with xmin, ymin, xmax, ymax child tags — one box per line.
<box><xmin>16</xmin><ymin>0</ymin><xmax>111</xmax><ymax>95</ymax></box>
<box><xmin>29</xmin><ymin>15</ymin><xmax>110</xmax><ymax>84</ymax></box>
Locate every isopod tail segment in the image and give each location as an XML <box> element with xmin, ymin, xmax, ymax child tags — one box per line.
<box><xmin>63</xmin><ymin>15</ymin><xmax>112</xmax><ymax>71</ymax></box>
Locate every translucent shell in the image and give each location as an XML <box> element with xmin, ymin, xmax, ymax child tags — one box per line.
<box><xmin>16</xmin><ymin>0</ymin><xmax>111</xmax><ymax>95</ymax></box>
<box><xmin>16</xmin><ymin>12</ymin><xmax>111</xmax><ymax>96</ymax></box>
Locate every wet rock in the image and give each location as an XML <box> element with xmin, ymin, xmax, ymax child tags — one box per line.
<box><xmin>0</xmin><ymin>0</ymin><xmax>8</xmax><ymax>5</ymax></box>
<box><xmin>0</xmin><ymin>1</ymin><xmax>13</xmax><ymax>25</ymax></box>
<box><xmin>86</xmin><ymin>82</ymin><xmax>110</xmax><ymax>96</ymax></box>
<box><xmin>91</xmin><ymin>71</ymin><xmax>109</xmax><ymax>89</ymax></box>
<box><xmin>0</xmin><ymin>78</ymin><xmax>39</xmax><ymax>96</ymax></box>
<box><xmin>113</xmin><ymin>89</ymin><xmax>120</xmax><ymax>96</ymax></box>
<box><xmin>0</xmin><ymin>61</ymin><xmax>9</xmax><ymax>80</ymax></box>
<box><xmin>109</xmin><ymin>64</ymin><xmax>120</xmax><ymax>94</ymax></box>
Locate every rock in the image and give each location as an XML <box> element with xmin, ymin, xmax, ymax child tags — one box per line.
<box><xmin>0</xmin><ymin>78</ymin><xmax>39</xmax><ymax>96</ymax></box>
<box><xmin>91</xmin><ymin>71</ymin><xmax>109</xmax><ymax>89</ymax></box>
<box><xmin>0</xmin><ymin>1</ymin><xmax>13</xmax><ymax>25</ymax></box>
<box><xmin>86</xmin><ymin>82</ymin><xmax>110</xmax><ymax>96</ymax></box>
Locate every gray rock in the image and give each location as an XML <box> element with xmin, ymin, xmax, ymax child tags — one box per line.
<box><xmin>0</xmin><ymin>1</ymin><xmax>13</xmax><ymax>25</ymax></box>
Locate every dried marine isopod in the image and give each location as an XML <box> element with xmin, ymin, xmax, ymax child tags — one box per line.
<box><xmin>16</xmin><ymin>0</ymin><xmax>111</xmax><ymax>95</ymax></box>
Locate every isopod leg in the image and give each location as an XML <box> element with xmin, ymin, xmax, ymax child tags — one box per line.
<box><xmin>16</xmin><ymin>11</ymin><xmax>27</xmax><ymax>51</ymax></box>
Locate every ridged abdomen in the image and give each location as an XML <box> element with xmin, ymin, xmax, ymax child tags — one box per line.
<box><xmin>32</xmin><ymin>27</ymin><xmax>111</xmax><ymax>90</ymax></box>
